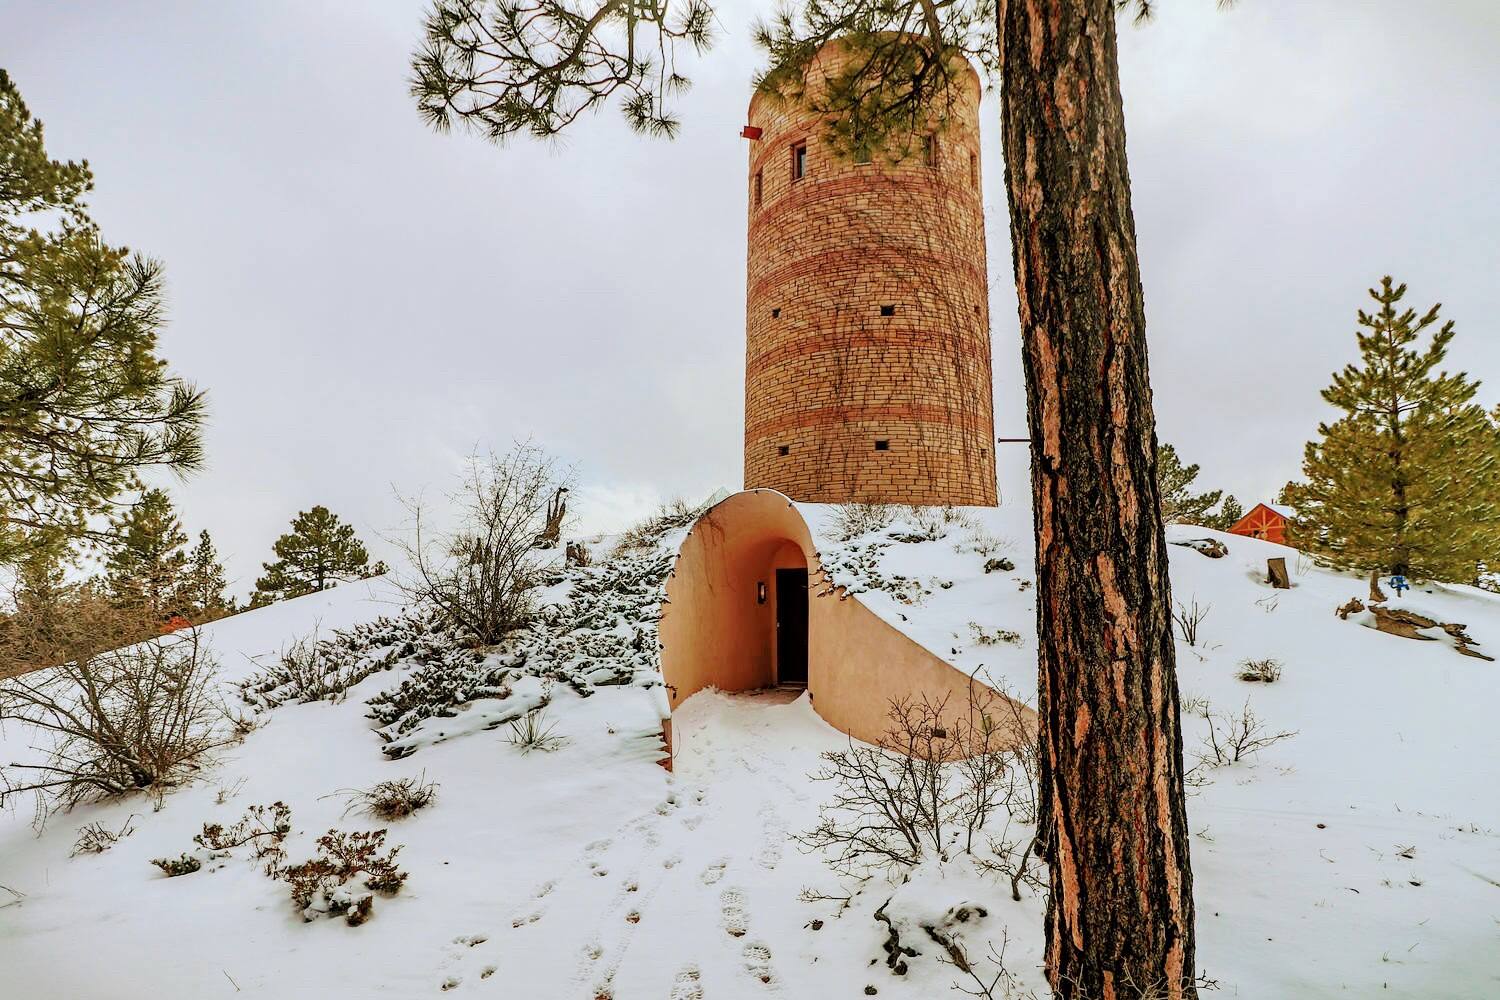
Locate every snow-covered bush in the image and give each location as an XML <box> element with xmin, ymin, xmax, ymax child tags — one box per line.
<box><xmin>281</xmin><ymin>828</ymin><xmax>408</xmax><ymax>925</ymax></box>
<box><xmin>1237</xmin><ymin>658</ymin><xmax>1282</xmax><ymax>683</ymax></box>
<box><xmin>337</xmin><ymin>775</ymin><xmax>438</xmax><ymax>821</ymax></box>
<box><xmin>365</xmin><ymin>645</ymin><xmax>512</xmax><ymax>743</ymax></box>
<box><xmin>367</xmin><ymin>546</ymin><xmax>671</xmax><ymax>756</ymax></box>
<box><xmin>241</xmin><ymin>630</ymin><xmax>395</xmax><ymax>709</ymax></box>
<box><xmin>151</xmin><ymin>853</ymin><xmax>202</xmax><ymax>877</ymax></box>
<box><xmin>820</xmin><ymin>540</ymin><xmax>941</xmax><ymax>604</ymax></box>
<box><xmin>0</xmin><ymin>629</ymin><xmax>229</xmax><ymax>820</ymax></box>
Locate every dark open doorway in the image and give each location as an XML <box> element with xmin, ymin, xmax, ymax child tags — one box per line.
<box><xmin>775</xmin><ymin>567</ymin><xmax>808</xmax><ymax>686</ymax></box>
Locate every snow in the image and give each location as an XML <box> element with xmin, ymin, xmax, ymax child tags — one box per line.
<box><xmin>2</xmin><ymin>455</ymin><xmax>1499</xmax><ymax>998</ymax></box>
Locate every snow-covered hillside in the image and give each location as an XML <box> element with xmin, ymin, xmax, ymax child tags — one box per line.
<box><xmin>2</xmin><ymin>459</ymin><xmax>1498</xmax><ymax>998</ymax></box>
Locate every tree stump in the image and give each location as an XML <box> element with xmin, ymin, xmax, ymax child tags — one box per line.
<box><xmin>1266</xmin><ymin>558</ymin><xmax>1290</xmax><ymax>590</ymax></box>
<box><xmin>1368</xmin><ymin>569</ymin><xmax>1387</xmax><ymax>603</ymax></box>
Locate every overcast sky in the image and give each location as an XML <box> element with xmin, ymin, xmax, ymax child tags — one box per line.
<box><xmin>5</xmin><ymin>2</ymin><xmax>1499</xmax><ymax>597</ymax></box>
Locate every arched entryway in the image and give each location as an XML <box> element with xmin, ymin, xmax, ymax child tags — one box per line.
<box><xmin>659</xmin><ymin>490</ymin><xmax>1030</xmax><ymax>760</ymax></box>
<box><xmin>659</xmin><ymin>492</ymin><xmax>818</xmax><ymax>709</ymax></box>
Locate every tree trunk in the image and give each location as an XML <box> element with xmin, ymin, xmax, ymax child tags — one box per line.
<box><xmin>998</xmin><ymin>2</ymin><xmax>1197</xmax><ymax>997</ymax></box>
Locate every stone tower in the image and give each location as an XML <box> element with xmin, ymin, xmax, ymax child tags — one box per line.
<box><xmin>742</xmin><ymin>42</ymin><xmax>997</xmax><ymax>507</ymax></box>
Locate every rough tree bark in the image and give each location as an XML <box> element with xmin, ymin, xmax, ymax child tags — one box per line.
<box><xmin>998</xmin><ymin>2</ymin><xmax>1197</xmax><ymax>997</ymax></box>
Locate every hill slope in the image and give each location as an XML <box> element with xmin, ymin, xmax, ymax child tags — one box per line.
<box><xmin>2</xmin><ymin>462</ymin><xmax>1497</xmax><ymax>998</ymax></box>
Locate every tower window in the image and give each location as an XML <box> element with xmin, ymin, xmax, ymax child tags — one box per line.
<box><xmin>778</xmin><ymin>444</ymin><xmax>790</xmax><ymax>457</ymax></box>
<box><xmin>792</xmin><ymin>142</ymin><xmax>807</xmax><ymax>181</ymax></box>
<box><xmin>922</xmin><ymin>134</ymin><xmax>937</xmax><ymax>168</ymax></box>
<box><xmin>874</xmin><ymin>439</ymin><xmax>890</xmax><ymax>451</ymax></box>
<box><xmin>771</xmin><ymin>307</ymin><xmax>781</xmax><ymax>319</ymax></box>
<box><xmin>754</xmin><ymin>169</ymin><xmax>763</xmax><ymax>207</ymax></box>
<box><xmin>969</xmin><ymin>151</ymin><xmax>978</xmax><ymax>187</ymax></box>
<box><xmin>879</xmin><ymin>304</ymin><xmax>896</xmax><ymax>317</ymax></box>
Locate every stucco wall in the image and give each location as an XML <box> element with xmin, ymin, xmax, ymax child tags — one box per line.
<box><xmin>743</xmin><ymin>40</ymin><xmax>997</xmax><ymax>507</ymax></box>
<box><xmin>660</xmin><ymin>491</ymin><xmax>1023</xmax><ymax>749</ymax></box>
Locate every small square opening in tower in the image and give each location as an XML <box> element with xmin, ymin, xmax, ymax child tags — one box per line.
<box><xmin>922</xmin><ymin>134</ymin><xmax>937</xmax><ymax>168</ymax></box>
<box><xmin>777</xmin><ymin>444</ymin><xmax>789</xmax><ymax>457</ymax></box>
<box><xmin>874</xmin><ymin>439</ymin><xmax>890</xmax><ymax>451</ymax></box>
<box><xmin>969</xmin><ymin>150</ymin><xmax>978</xmax><ymax>187</ymax></box>
<box><xmin>792</xmin><ymin>142</ymin><xmax>807</xmax><ymax>181</ymax></box>
<box><xmin>879</xmin><ymin>304</ymin><xmax>896</xmax><ymax>317</ymax></box>
<box><xmin>771</xmin><ymin>307</ymin><xmax>781</xmax><ymax>319</ymax></box>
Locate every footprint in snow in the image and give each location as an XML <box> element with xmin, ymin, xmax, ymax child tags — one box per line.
<box><xmin>683</xmin><ymin>814</ymin><xmax>704</xmax><ymax>831</ymax></box>
<box><xmin>720</xmin><ymin>887</ymin><xmax>749</xmax><ymax>938</ymax></box>
<box><xmin>754</xmin><ymin>843</ymin><xmax>782</xmax><ymax>870</ymax></box>
<box><xmin>663</xmin><ymin>852</ymin><xmax>683</xmax><ymax>870</ymax></box>
<box><xmin>452</xmin><ymin>934</ymin><xmax>488</xmax><ymax>947</ymax></box>
<box><xmin>669</xmin><ymin>965</ymin><xmax>705</xmax><ymax>1000</ymax></box>
<box><xmin>439</xmin><ymin>975</ymin><xmax>461</xmax><ymax>991</ymax></box>
<box><xmin>511</xmin><ymin>910</ymin><xmax>542</xmax><ymax>929</ymax></box>
<box><xmin>742</xmin><ymin>941</ymin><xmax>775</xmax><ymax>984</ymax></box>
<box><xmin>700</xmin><ymin>861</ymin><xmax>728</xmax><ymax>885</ymax></box>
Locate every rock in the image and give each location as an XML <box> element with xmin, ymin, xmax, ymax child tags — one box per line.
<box><xmin>1172</xmin><ymin>538</ymin><xmax>1228</xmax><ymax>559</ymax></box>
<box><xmin>983</xmin><ymin>557</ymin><xmax>1015</xmax><ymax>574</ymax></box>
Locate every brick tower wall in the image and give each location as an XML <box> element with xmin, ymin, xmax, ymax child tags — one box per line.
<box><xmin>743</xmin><ymin>45</ymin><xmax>997</xmax><ymax>506</ymax></box>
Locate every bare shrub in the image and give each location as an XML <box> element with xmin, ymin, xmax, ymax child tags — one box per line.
<box><xmin>336</xmin><ymin>774</ymin><xmax>439</xmax><ymax>821</ymax></box>
<box><xmin>506</xmin><ymin>703</ymin><xmax>566</xmax><ymax>754</ymax></box>
<box><xmin>1236</xmin><ymin>658</ymin><xmax>1282</xmax><ymax>683</ymax></box>
<box><xmin>797</xmin><ymin>683</ymin><xmax>1032</xmax><ymax>875</ymax></box>
<box><xmin>195</xmin><ymin>802</ymin><xmax>293</xmax><ymax>875</ymax></box>
<box><xmin>968</xmin><ymin>623</ymin><xmax>1023</xmax><ymax>647</ymax></box>
<box><xmin>959</xmin><ymin>526</ymin><xmax>1009</xmax><ymax>559</ymax></box>
<box><xmin>281</xmin><ymin>828</ymin><xmax>408</xmax><ymax>925</ymax></box>
<box><xmin>0</xmin><ymin>628</ymin><xmax>229</xmax><ymax>822</ymax></box>
<box><xmin>397</xmin><ymin>442</ymin><xmax>570</xmax><ymax>645</ymax></box>
<box><xmin>611</xmin><ymin>498</ymin><xmax>707</xmax><ymax>556</ymax></box>
<box><xmin>830</xmin><ymin>502</ymin><xmax>898</xmax><ymax>541</ymax></box>
<box><xmin>1179</xmin><ymin>693</ymin><xmax>1212</xmax><ymax>719</ymax></box>
<box><xmin>71</xmin><ymin>814</ymin><xmax>137</xmax><ymax>856</ymax></box>
<box><xmin>1172</xmin><ymin>597</ymin><xmax>1211</xmax><ymax>647</ymax></box>
<box><xmin>1197</xmin><ymin>700</ymin><xmax>1296</xmax><ymax>768</ymax></box>
<box><xmin>891</xmin><ymin>505</ymin><xmax>951</xmax><ymax>542</ymax></box>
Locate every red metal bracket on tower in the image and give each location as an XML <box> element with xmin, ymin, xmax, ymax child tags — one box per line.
<box><xmin>740</xmin><ymin>125</ymin><xmax>763</xmax><ymax>140</ymax></box>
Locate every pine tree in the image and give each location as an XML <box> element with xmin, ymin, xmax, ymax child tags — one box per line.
<box><xmin>1157</xmin><ymin>443</ymin><xmax>1229</xmax><ymax>526</ymax></box>
<box><xmin>106</xmin><ymin>489</ymin><xmax>190</xmax><ymax>621</ymax></box>
<box><xmin>1283</xmin><ymin>277</ymin><xmax>1500</xmax><ymax>581</ymax></box>
<box><xmin>179</xmin><ymin>529</ymin><xmax>230</xmax><ymax>621</ymax></box>
<box><xmin>253</xmin><ymin>506</ymin><xmax>370</xmax><ymax>604</ymax></box>
<box><xmin>1210</xmin><ymin>495</ymin><xmax>1244</xmax><ymax>532</ymax></box>
<box><xmin>0</xmin><ymin>71</ymin><xmax>206</xmax><ymax>567</ymax></box>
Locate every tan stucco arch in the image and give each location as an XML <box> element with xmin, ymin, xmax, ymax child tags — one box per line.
<box><xmin>660</xmin><ymin>490</ymin><xmax>1021</xmax><ymax>749</ymax></box>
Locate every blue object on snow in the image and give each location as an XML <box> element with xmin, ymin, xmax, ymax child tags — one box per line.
<box><xmin>1389</xmin><ymin>574</ymin><xmax>1409</xmax><ymax>596</ymax></box>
